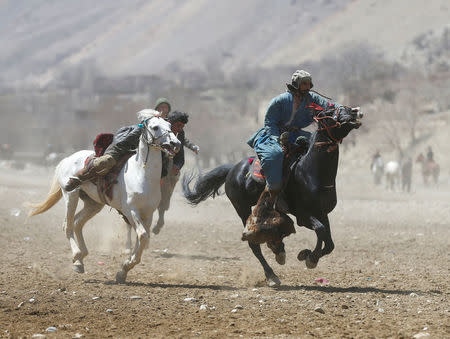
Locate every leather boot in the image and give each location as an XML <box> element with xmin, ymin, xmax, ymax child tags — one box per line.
<box><xmin>64</xmin><ymin>156</ymin><xmax>113</xmax><ymax>191</ymax></box>
<box><xmin>269</xmin><ymin>188</ymin><xmax>289</xmax><ymax>214</ymax></box>
<box><xmin>64</xmin><ymin>164</ymin><xmax>96</xmax><ymax>192</ymax></box>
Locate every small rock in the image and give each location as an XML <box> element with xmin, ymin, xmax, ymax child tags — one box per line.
<box><xmin>46</xmin><ymin>327</ymin><xmax>57</xmax><ymax>333</ymax></box>
<box><xmin>92</xmin><ymin>297</ymin><xmax>101</xmax><ymax>301</ymax></box>
<box><xmin>229</xmin><ymin>293</ymin><xmax>239</xmax><ymax>298</ymax></box>
<box><xmin>234</xmin><ymin>305</ymin><xmax>243</xmax><ymax>309</ymax></box>
<box><xmin>129</xmin><ymin>296</ymin><xmax>142</xmax><ymax>300</ymax></box>
<box><xmin>314</xmin><ymin>307</ymin><xmax>325</xmax><ymax>314</ymax></box>
<box><xmin>106</xmin><ymin>309</ymin><xmax>113</xmax><ymax>313</ymax></box>
<box><xmin>32</xmin><ymin>334</ymin><xmax>46</xmax><ymax>338</ymax></box>
<box><xmin>199</xmin><ymin>304</ymin><xmax>208</xmax><ymax>311</ymax></box>
<box><xmin>29</xmin><ymin>298</ymin><xmax>36</xmax><ymax>303</ymax></box>
<box><xmin>73</xmin><ymin>333</ymin><xmax>83</xmax><ymax>338</ymax></box>
<box><xmin>183</xmin><ymin>297</ymin><xmax>197</xmax><ymax>302</ymax></box>
<box><xmin>341</xmin><ymin>304</ymin><xmax>349</xmax><ymax>309</ymax></box>
<box><xmin>409</xmin><ymin>292</ymin><xmax>418</xmax><ymax>297</ymax></box>
<box><xmin>378</xmin><ymin>308</ymin><xmax>384</xmax><ymax>313</ymax></box>
<box><xmin>413</xmin><ymin>333</ymin><xmax>430</xmax><ymax>339</ymax></box>
<box><xmin>231</xmin><ymin>309</ymin><xmax>238</xmax><ymax>313</ymax></box>
<box><xmin>17</xmin><ymin>301</ymin><xmax>24</xmax><ymax>308</ymax></box>
<box><xmin>252</xmin><ymin>288</ymin><xmax>258</xmax><ymax>292</ymax></box>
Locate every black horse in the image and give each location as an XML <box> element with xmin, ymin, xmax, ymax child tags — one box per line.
<box><xmin>183</xmin><ymin>106</ymin><xmax>363</xmax><ymax>286</ymax></box>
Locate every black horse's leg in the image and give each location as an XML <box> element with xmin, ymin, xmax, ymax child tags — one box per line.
<box><xmin>297</xmin><ymin>215</ymin><xmax>332</xmax><ymax>269</ymax></box>
<box><xmin>248</xmin><ymin>242</ymin><xmax>281</xmax><ymax>286</ymax></box>
<box><xmin>233</xmin><ymin>202</ymin><xmax>281</xmax><ymax>287</ymax></box>
<box><xmin>320</xmin><ymin>215</ymin><xmax>334</xmax><ymax>256</ymax></box>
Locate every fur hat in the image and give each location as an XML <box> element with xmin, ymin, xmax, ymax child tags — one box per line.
<box><xmin>286</xmin><ymin>70</ymin><xmax>313</xmax><ymax>92</ymax></box>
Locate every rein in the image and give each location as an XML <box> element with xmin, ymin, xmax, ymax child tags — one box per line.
<box><xmin>140</xmin><ymin>117</ymin><xmax>171</xmax><ymax>168</ymax></box>
<box><xmin>312</xmin><ymin>107</ymin><xmax>345</xmax><ymax>148</ymax></box>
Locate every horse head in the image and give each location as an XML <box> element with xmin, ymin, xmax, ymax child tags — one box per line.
<box><xmin>312</xmin><ymin>105</ymin><xmax>363</xmax><ymax>143</ymax></box>
<box><xmin>142</xmin><ymin>116</ymin><xmax>181</xmax><ymax>156</ymax></box>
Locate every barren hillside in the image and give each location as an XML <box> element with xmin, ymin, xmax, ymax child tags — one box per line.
<box><xmin>2</xmin><ymin>0</ymin><xmax>448</xmax><ymax>87</ymax></box>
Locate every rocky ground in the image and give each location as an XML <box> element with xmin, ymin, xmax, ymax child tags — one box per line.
<box><xmin>0</xmin><ymin>163</ymin><xmax>449</xmax><ymax>338</ymax></box>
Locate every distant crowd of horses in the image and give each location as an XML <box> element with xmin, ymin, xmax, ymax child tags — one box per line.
<box><xmin>371</xmin><ymin>152</ymin><xmax>440</xmax><ymax>191</ymax></box>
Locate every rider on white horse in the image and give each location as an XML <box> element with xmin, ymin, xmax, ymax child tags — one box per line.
<box><xmin>65</xmin><ymin>109</ymin><xmax>170</xmax><ymax>191</ymax></box>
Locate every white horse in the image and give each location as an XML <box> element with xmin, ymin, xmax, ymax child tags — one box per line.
<box><xmin>384</xmin><ymin>160</ymin><xmax>400</xmax><ymax>191</ymax></box>
<box><xmin>28</xmin><ymin>110</ymin><xmax>181</xmax><ymax>283</ymax></box>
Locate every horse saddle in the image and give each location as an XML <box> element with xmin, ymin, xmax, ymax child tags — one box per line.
<box><xmin>82</xmin><ymin>133</ymin><xmax>132</xmax><ymax>203</ymax></box>
<box><xmin>248</xmin><ymin>139</ymin><xmax>309</xmax><ymax>185</ymax></box>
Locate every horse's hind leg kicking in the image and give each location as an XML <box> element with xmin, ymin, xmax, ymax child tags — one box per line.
<box><xmin>72</xmin><ymin>194</ymin><xmax>104</xmax><ymax>272</ymax></box>
<box><xmin>116</xmin><ymin>210</ymin><xmax>152</xmax><ymax>283</ymax></box>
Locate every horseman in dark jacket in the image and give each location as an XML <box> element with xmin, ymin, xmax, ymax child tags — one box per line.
<box><xmin>153</xmin><ymin>111</ymin><xmax>199</xmax><ymax>234</ymax></box>
<box><xmin>247</xmin><ymin>70</ymin><xmax>349</xmax><ymax>215</ymax></box>
<box><xmin>65</xmin><ymin>109</ymin><xmax>160</xmax><ymax>191</ymax></box>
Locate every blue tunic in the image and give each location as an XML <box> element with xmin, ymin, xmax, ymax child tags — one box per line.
<box><xmin>247</xmin><ymin>91</ymin><xmax>342</xmax><ymax>190</ymax></box>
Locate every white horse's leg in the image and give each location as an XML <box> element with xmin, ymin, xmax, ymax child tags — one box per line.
<box><xmin>116</xmin><ymin>210</ymin><xmax>153</xmax><ymax>283</ymax></box>
<box><xmin>152</xmin><ymin>207</ymin><xmax>165</xmax><ymax>235</ymax></box>
<box><xmin>124</xmin><ymin>222</ymin><xmax>133</xmax><ymax>254</ymax></box>
<box><xmin>73</xmin><ymin>196</ymin><xmax>104</xmax><ymax>271</ymax></box>
<box><xmin>61</xmin><ymin>190</ymin><xmax>84</xmax><ymax>273</ymax></box>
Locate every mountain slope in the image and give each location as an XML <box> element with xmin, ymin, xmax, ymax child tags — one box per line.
<box><xmin>0</xmin><ymin>0</ymin><xmax>448</xmax><ymax>87</ymax></box>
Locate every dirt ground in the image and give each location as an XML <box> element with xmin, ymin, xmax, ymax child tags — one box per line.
<box><xmin>0</xmin><ymin>161</ymin><xmax>449</xmax><ymax>339</ymax></box>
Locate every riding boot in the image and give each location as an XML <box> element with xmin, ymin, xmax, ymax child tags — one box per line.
<box><xmin>268</xmin><ymin>188</ymin><xmax>289</xmax><ymax>214</ymax></box>
<box><xmin>65</xmin><ymin>154</ymin><xmax>116</xmax><ymax>191</ymax></box>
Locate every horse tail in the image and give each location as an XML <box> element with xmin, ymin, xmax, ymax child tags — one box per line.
<box><xmin>28</xmin><ymin>164</ymin><xmax>63</xmax><ymax>216</ymax></box>
<box><xmin>182</xmin><ymin>164</ymin><xmax>233</xmax><ymax>205</ymax></box>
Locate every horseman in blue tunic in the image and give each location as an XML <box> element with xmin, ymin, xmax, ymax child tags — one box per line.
<box><xmin>247</xmin><ymin>70</ymin><xmax>346</xmax><ymax>213</ymax></box>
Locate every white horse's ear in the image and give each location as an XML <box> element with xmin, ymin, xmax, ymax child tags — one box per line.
<box><xmin>137</xmin><ymin>109</ymin><xmax>160</xmax><ymax>122</ymax></box>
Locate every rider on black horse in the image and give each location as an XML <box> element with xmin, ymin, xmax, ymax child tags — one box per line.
<box><xmin>246</xmin><ymin>70</ymin><xmax>348</xmax><ymax>220</ymax></box>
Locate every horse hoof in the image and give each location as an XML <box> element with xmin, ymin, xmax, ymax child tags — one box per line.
<box><xmin>275</xmin><ymin>251</ymin><xmax>286</xmax><ymax>265</ymax></box>
<box><xmin>152</xmin><ymin>226</ymin><xmax>161</xmax><ymax>235</ymax></box>
<box><xmin>73</xmin><ymin>263</ymin><xmax>85</xmax><ymax>274</ymax></box>
<box><xmin>297</xmin><ymin>249</ymin><xmax>311</xmax><ymax>261</ymax></box>
<box><xmin>305</xmin><ymin>255</ymin><xmax>318</xmax><ymax>269</ymax></box>
<box><xmin>267</xmin><ymin>275</ymin><xmax>281</xmax><ymax>287</ymax></box>
<box><xmin>115</xmin><ymin>270</ymin><xmax>127</xmax><ymax>284</ymax></box>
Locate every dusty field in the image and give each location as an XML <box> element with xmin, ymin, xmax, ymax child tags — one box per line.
<box><xmin>0</xmin><ymin>163</ymin><xmax>449</xmax><ymax>339</ymax></box>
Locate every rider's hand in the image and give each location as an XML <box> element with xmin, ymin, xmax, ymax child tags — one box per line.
<box><xmin>192</xmin><ymin>145</ymin><xmax>200</xmax><ymax>154</ymax></box>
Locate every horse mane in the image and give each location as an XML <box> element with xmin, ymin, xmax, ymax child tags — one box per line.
<box><xmin>137</xmin><ymin>109</ymin><xmax>160</xmax><ymax>121</ymax></box>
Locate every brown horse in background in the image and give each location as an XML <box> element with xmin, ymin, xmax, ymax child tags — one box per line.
<box><xmin>416</xmin><ymin>153</ymin><xmax>440</xmax><ymax>185</ymax></box>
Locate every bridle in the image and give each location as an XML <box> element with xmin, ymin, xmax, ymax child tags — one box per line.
<box><xmin>313</xmin><ymin>107</ymin><xmax>343</xmax><ymax>145</ymax></box>
<box><xmin>140</xmin><ymin>116</ymin><xmax>172</xmax><ymax>167</ymax></box>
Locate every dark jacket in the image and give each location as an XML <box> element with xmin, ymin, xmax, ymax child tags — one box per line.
<box><xmin>104</xmin><ymin>124</ymin><xmax>142</xmax><ymax>161</ymax></box>
<box><xmin>161</xmin><ymin>130</ymin><xmax>196</xmax><ymax>177</ymax></box>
